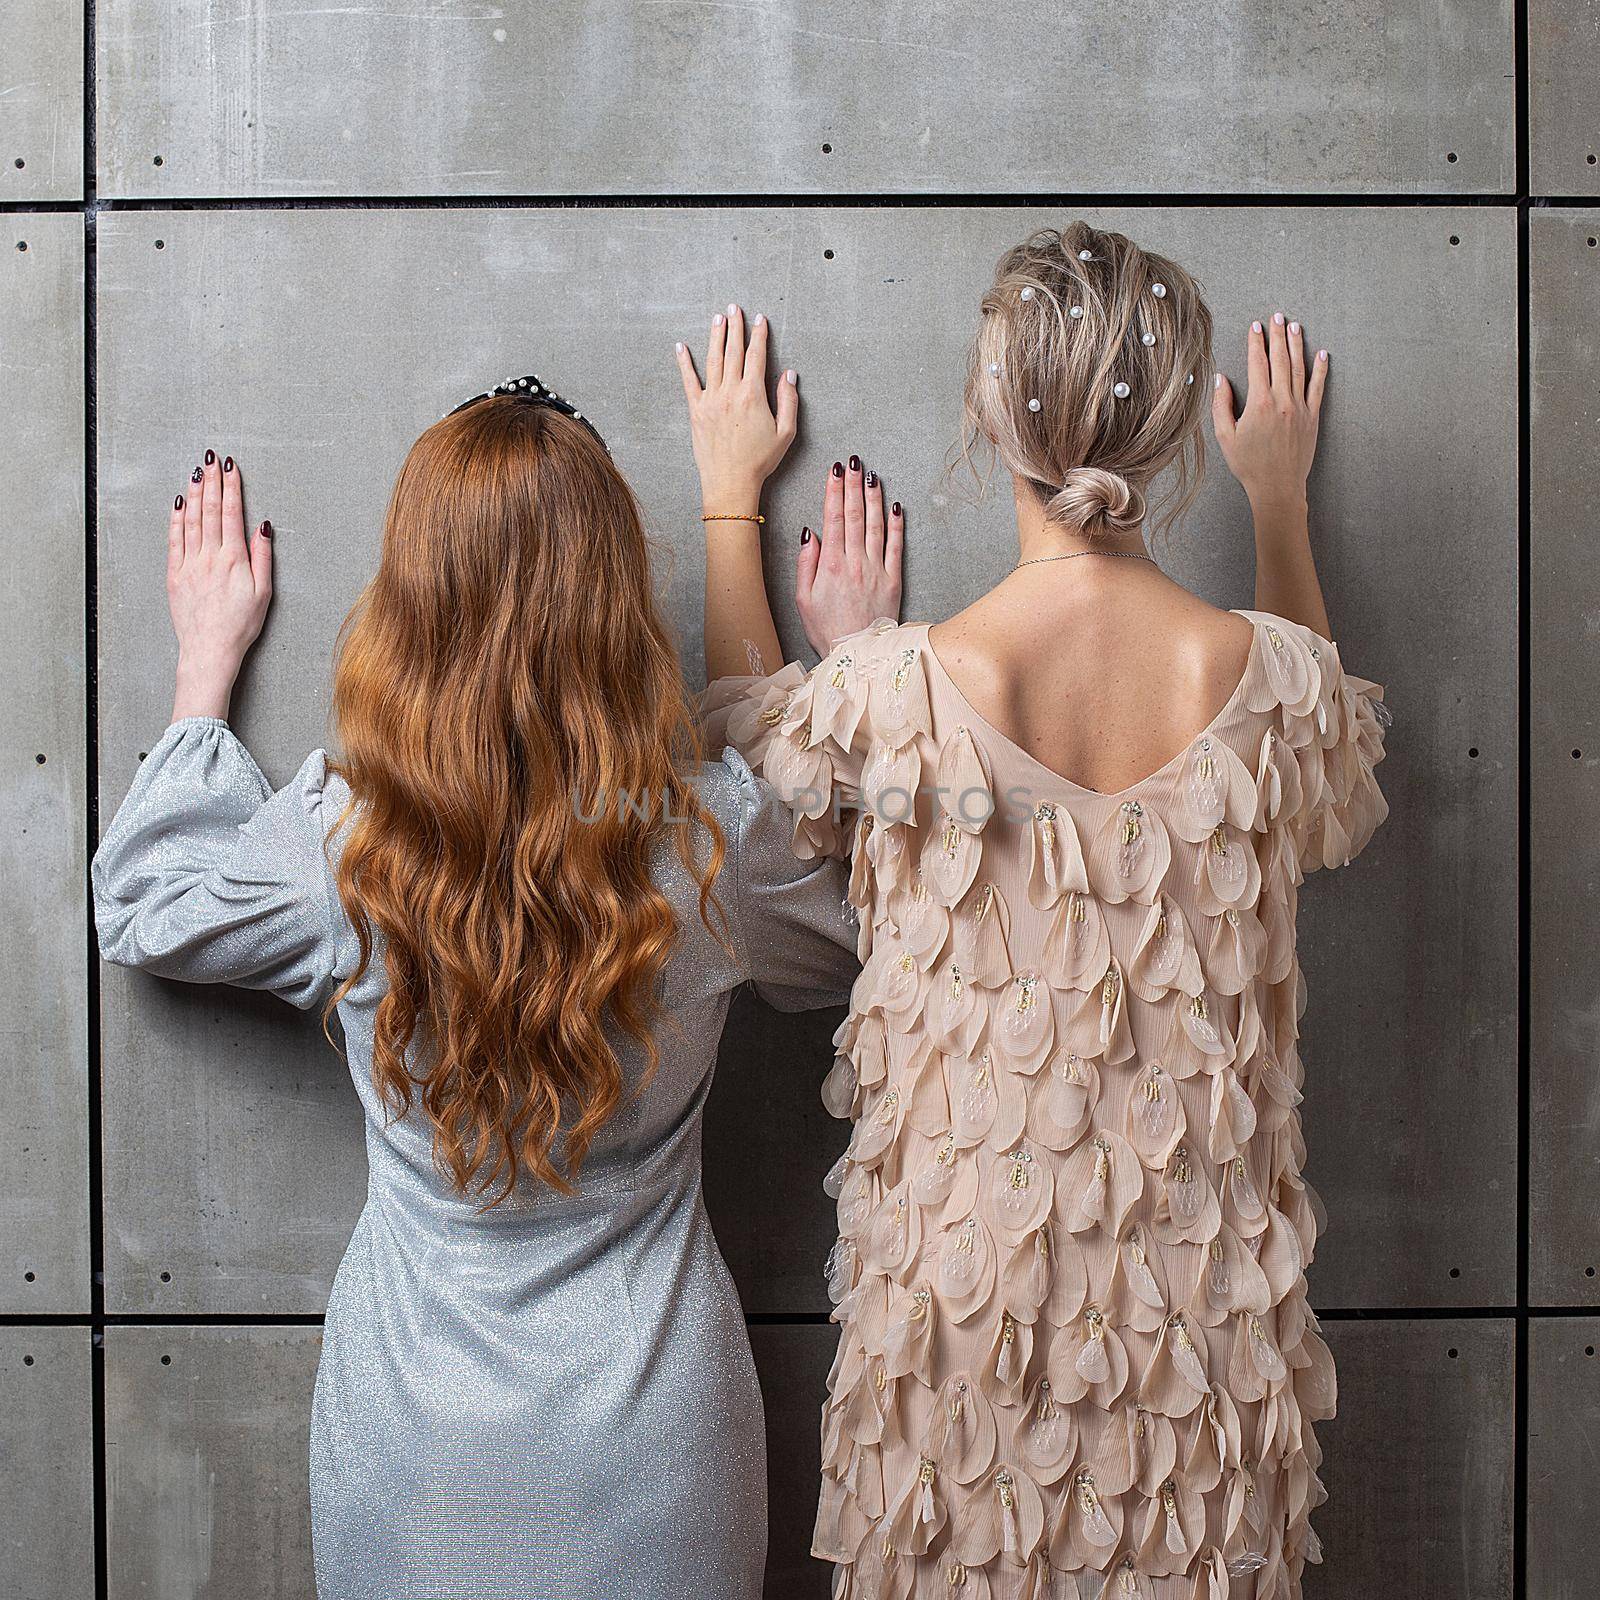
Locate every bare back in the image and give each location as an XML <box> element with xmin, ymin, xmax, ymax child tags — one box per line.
<box><xmin>926</xmin><ymin>561</ymin><xmax>1255</xmax><ymax>796</ymax></box>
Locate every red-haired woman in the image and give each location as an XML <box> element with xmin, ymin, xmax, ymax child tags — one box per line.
<box><xmin>92</xmin><ymin>380</ymin><xmax>877</xmax><ymax>1599</ymax></box>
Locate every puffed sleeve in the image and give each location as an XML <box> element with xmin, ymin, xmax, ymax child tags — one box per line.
<box><xmin>92</xmin><ymin>717</ymin><xmax>344</xmax><ymax>1010</ymax></box>
<box><xmin>714</xmin><ymin>749</ymin><xmax>858</xmax><ymax>1011</ymax></box>
<box><xmin>1278</xmin><ymin>622</ymin><xmax>1391</xmax><ymax>874</ymax></box>
<box><xmin>703</xmin><ymin>619</ymin><xmax>911</xmax><ymax>863</ymax></box>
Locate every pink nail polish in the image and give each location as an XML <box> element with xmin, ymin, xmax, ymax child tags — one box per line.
<box><xmin>1251</xmin><ymin>321</ymin><xmax>1262</xmax><ymax>333</ymax></box>
<box><xmin>1273</xmin><ymin>312</ymin><xmax>1285</xmax><ymax>326</ymax></box>
<box><xmin>1289</xmin><ymin>321</ymin><xmax>1300</xmax><ymax>334</ymax></box>
<box><xmin>1317</xmin><ymin>349</ymin><xmax>1329</xmax><ymax>362</ymax></box>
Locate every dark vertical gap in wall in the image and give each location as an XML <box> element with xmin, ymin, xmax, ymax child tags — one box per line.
<box><xmin>1512</xmin><ymin>0</ymin><xmax>1532</xmax><ymax>1592</ymax></box>
<box><xmin>81</xmin><ymin>6</ymin><xmax>107</xmax><ymax>1599</ymax></box>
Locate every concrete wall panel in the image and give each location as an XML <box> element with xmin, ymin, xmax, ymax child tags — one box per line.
<box><xmin>1528</xmin><ymin>1317</ymin><xmax>1600</xmax><ymax>1590</ymax></box>
<box><xmin>751</xmin><ymin>1317</ymin><xmax>1516</xmax><ymax>1600</ymax></box>
<box><xmin>94</xmin><ymin>1</ymin><xmax>1514</xmax><ymax>200</ymax></box>
<box><xmin>705</xmin><ymin>994</ymin><xmax>847</xmax><ymax>1314</ymax></box>
<box><xmin>1318</xmin><ymin>1318</ymin><xmax>1515</xmax><ymax>1599</ymax></box>
<box><xmin>0</xmin><ymin>1326</ymin><xmax>95</xmax><ymax>1599</ymax></box>
<box><xmin>1531</xmin><ymin>0</ymin><xmax>1600</xmax><ymax>195</ymax></box>
<box><xmin>749</xmin><ymin>1321</ymin><xmax>833</xmax><ymax>1599</ymax></box>
<box><xmin>97</xmin><ymin>205</ymin><xmax>1514</xmax><ymax>1316</ymax></box>
<box><xmin>1530</xmin><ymin>207</ymin><xmax>1600</xmax><ymax>1306</ymax></box>
<box><xmin>3</xmin><ymin>213</ymin><xmax>89</xmax><ymax>1314</ymax></box>
<box><xmin>0</xmin><ymin>0</ymin><xmax>83</xmax><ymax>201</ymax></box>
<box><xmin>104</xmin><ymin>1324</ymin><xmax>321</xmax><ymax>1600</ymax></box>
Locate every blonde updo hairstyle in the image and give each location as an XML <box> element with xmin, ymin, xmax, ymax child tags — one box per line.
<box><xmin>958</xmin><ymin>221</ymin><xmax>1214</xmax><ymax>539</ymax></box>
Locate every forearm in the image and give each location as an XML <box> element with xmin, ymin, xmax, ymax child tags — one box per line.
<box><xmin>702</xmin><ymin>482</ymin><xmax>783</xmax><ymax>682</ymax></box>
<box><xmin>1250</xmin><ymin>491</ymin><xmax>1331</xmax><ymax>639</ymax></box>
<box><xmin>171</xmin><ymin>651</ymin><xmax>240</xmax><ymax>722</ymax></box>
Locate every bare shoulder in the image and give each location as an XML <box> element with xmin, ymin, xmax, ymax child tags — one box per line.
<box><xmin>1169</xmin><ymin>596</ymin><xmax>1256</xmax><ymax>699</ymax></box>
<box><xmin>930</xmin><ymin>577</ymin><xmax>1251</xmax><ymax>687</ymax></box>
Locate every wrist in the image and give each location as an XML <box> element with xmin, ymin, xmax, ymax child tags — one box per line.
<box><xmin>699</xmin><ymin>479</ymin><xmax>764</xmax><ymax>517</ymax></box>
<box><xmin>1245</xmin><ymin>484</ymin><xmax>1309</xmax><ymax>518</ymax></box>
<box><xmin>173</xmin><ymin>652</ymin><xmax>241</xmax><ymax>720</ymax></box>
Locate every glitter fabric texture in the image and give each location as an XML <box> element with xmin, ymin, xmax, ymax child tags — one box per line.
<box><xmin>702</xmin><ymin>613</ymin><xmax>1388</xmax><ymax>1600</ymax></box>
<box><xmin>93</xmin><ymin>720</ymin><xmax>858</xmax><ymax>1600</ymax></box>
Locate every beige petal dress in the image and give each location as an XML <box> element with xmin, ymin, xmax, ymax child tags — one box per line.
<box><xmin>704</xmin><ymin>611</ymin><xmax>1389</xmax><ymax>1600</ymax></box>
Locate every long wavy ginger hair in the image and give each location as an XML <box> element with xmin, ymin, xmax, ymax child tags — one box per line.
<box><xmin>328</xmin><ymin>397</ymin><xmax>723</xmax><ymax>1202</ymax></box>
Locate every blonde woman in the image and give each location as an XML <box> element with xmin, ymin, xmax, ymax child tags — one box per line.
<box><xmin>92</xmin><ymin>387</ymin><xmax>883</xmax><ymax>1599</ymax></box>
<box><xmin>681</xmin><ymin>224</ymin><xmax>1388</xmax><ymax>1597</ymax></box>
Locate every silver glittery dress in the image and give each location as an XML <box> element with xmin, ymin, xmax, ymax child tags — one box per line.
<box><xmin>92</xmin><ymin>716</ymin><xmax>859</xmax><ymax>1600</ymax></box>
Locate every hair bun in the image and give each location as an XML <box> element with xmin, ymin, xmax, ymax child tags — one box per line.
<box><xmin>1045</xmin><ymin>466</ymin><xmax>1146</xmax><ymax>535</ymax></box>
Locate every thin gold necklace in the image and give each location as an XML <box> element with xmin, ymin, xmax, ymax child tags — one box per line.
<box><xmin>1014</xmin><ymin>548</ymin><xmax>1155</xmax><ymax>570</ymax></box>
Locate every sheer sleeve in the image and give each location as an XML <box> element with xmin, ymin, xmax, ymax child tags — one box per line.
<box><xmin>92</xmin><ymin>717</ymin><xmax>345</xmax><ymax>1010</ymax></box>
<box><xmin>1267</xmin><ymin>619</ymin><xmax>1390</xmax><ymax>874</ymax></box>
<box><xmin>708</xmin><ymin>750</ymin><xmax>858</xmax><ymax>1012</ymax></box>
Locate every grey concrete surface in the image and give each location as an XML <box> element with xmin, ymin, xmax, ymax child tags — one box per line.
<box><xmin>753</xmin><ymin>1317</ymin><xmax>1516</xmax><ymax>1600</ymax></box>
<box><xmin>93</xmin><ymin>0</ymin><xmax>1514</xmax><ymax>199</ymax></box>
<box><xmin>749</xmin><ymin>1321</ymin><xmax>833</xmax><ymax>1598</ymax></box>
<box><xmin>0</xmin><ymin>0</ymin><xmax>84</xmax><ymax>201</ymax></box>
<box><xmin>1530</xmin><ymin>208</ymin><xmax>1600</xmax><ymax>1308</ymax></box>
<box><xmin>1531</xmin><ymin>0</ymin><xmax>1600</xmax><ymax>195</ymax></box>
<box><xmin>104</xmin><ymin>1324</ymin><xmax>322</xmax><ymax>1600</ymax></box>
<box><xmin>2</xmin><ymin>213</ymin><xmax>89</xmax><ymax>1315</ymax></box>
<box><xmin>0</xmin><ymin>1326</ymin><xmax>95</xmax><ymax>1599</ymax></box>
<box><xmin>95</xmin><ymin>204</ymin><xmax>1516</xmax><ymax>1315</ymax></box>
<box><xmin>1528</xmin><ymin>1317</ymin><xmax>1600</xmax><ymax>1591</ymax></box>
<box><xmin>705</xmin><ymin>993</ymin><xmax>848</xmax><ymax>1313</ymax></box>
<box><xmin>1319</xmin><ymin>1318</ymin><xmax>1515</xmax><ymax>1599</ymax></box>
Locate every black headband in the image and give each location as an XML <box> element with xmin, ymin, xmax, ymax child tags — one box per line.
<box><xmin>447</xmin><ymin>374</ymin><xmax>610</xmax><ymax>455</ymax></box>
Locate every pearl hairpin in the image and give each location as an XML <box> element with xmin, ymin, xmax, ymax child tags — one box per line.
<box><xmin>1078</xmin><ymin>249</ymin><xmax>1093</xmax><ymax>261</ymax></box>
<box><xmin>1020</xmin><ymin>287</ymin><xmax>1035</xmax><ymax>300</ymax></box>
<box><xmin>1069</xmin><ymin>305</ymin><xmax>1085</xmax><ymax>320</ymax></box>
<box><xmin>988</xmin><ymin>361</ymin><xmax>1001</xmax><ymax>375</ymax></box>
<box><xmin>1152</xmin><ymin>283</ymin><xmax>1167</xmax><ymax>298</ymax></box>
<box><xmin>1112</xmin><ymin>382</ymin><xmax>1131</xmax><ymax>399</ymax></box>
<box><xmin>1141</xmin><ymin>331</ymin><xmax>1156</xmax><ymax>346</ymax></box>
<box><xmin>1027</xmin><ymin>398</ymin><xmax>1042</xmax><ymax>411</ymax></box>
<box><xmin>1186</xmin><ymin>373</ymin><xmax>1195</xmax><ymax>385</ymax></box>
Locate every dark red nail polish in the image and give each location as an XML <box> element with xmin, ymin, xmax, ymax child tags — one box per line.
<box><xmin>224</xmin><ymin>456</ymin><xmax>234</xmax><ymax>472</ymax></box>
<box><xmin>892</xmin><ymin>501</ymin><xmax>902</xmax><ymax>517</ymax></box>
<box><xmin>865</xmin><ymin>470</ymin><xmax>878</xmax><ymax>488</ymax></box>
<box><xmin>191</xmin><ymin>467</ymin><xmax>202</xmax><ymax>483</ymax></box>
<box><xmin>831</xmin><ymin>461</ymin><xmax>844</xmax><ymax>478</ymax></box>
<box><xmin>260</xmin><ymin>520</ymin><xmax>273</xmax><ymax>539</ymax></box>
<box><xmin>204</xmin><ymin>448</ymin><xmax>215</xmax><ymax>465</ymax></box>
<box><xmin>849</xmin><ymin>454</ymin><xmax>861</xmax><ymax>472</ymax></box>
<box><xmin>174</xmin><ymin>494</ymin><xmax>184</xmax><ymax>510</ymax></box>
<box><xmin>801</xmin><ymin>527</ymin><xmax>812</xmax><ymax>545</ymax></box>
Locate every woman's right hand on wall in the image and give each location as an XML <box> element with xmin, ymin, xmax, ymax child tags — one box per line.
<box><xmin>796</xmin><ymin>457</ymin><xmax>904</xmax><ymax>656</ymax></box>
<box><xmin>1211</xmin><ymin>312</ymin><xmax>1327</xmax><ymax>513</ymax></box>
<box><xmin>167</xmin><ymin>452</ymin><xmax>274</xmax><ymax>722</ymax></box>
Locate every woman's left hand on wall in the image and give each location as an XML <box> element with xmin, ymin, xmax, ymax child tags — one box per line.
<box><xmin>676</xmin><ymin>303</ymin><xmax>798</xmax><ymax>513</ymax></box>
<box><xmin>167</xmin><ymin>451</ymin><xmax>274</xmax><ymax>723</ymax></box>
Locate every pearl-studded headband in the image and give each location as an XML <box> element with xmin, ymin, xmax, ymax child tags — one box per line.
<box><xmin>447</xmin><ymin>374</ymin><xmax>610</xmax><ymax>455</ymax></box>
